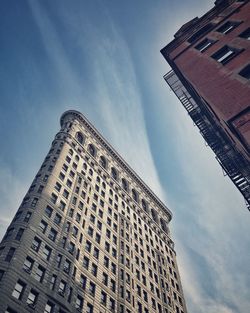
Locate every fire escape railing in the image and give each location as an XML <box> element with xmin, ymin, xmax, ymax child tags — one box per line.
<box><xmin>164</xmin><ymin>70</ymin><xmax>250</xmax><ymax>210</ymax></box>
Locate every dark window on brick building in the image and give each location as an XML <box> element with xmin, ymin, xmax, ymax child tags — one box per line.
<box><xmin>239</xmin><ymin>27</ymin><xmax>250</xmax><ymax>40</ymax></box>
<box><xmin>211</xmin><ymin>46</ymin><xmax>242</xmax><ymax>65</ymax></box>
<box><xmin>216</xmin><ymin>21</ymin><xmax>241</xmax><ymax>34</ymax></box>
<box><xmin>239</xmin><ymin>64</ymin><xmax>250</xmax><ymax>79</ymax></box>
<box><xmin>195</xmin><ymin>38</ymin><xmax>215</xmax><ymax>52</ymax></box>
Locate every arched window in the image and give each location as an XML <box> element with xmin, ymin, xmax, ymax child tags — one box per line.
<box><xmin>132</xmin><ymin>189</ymin><xmax>138</xmax><ymax>203</ymax></box>
<box><xmin>76</xmin><ymin>132</ymin><xmax>84</xmax><ymax>144</ymax></box>
<box><xmin>88</xmin><ymin>144</ymin><xmax>96</xmax><ymax>157</ymax></box>
<box><xmin>75</xmin><ymin>155</ymin><xmax>79</xmax><ymax>162</ymax></box>
<box><xmin>111</xmin><ymin>167</ymin><xmax>118</xmax><ymax>180</ymax></box>
<box><xmin>122</xmin><ymin>178</ymin><xmax>128</xmax><ymax>192</ymax></box>
<box><xmin>96</xmin><ymin>176</ymin><xmax>100</xmax><ymax>183</ymax></box>
<box><xmin>151</xmin><ymin>209</ymin><xmax>159</xmax><ymax>223</ymax></box>
<box><xmin>83</xmin><ymin>163</ymin><xmax>87</xmax><ymax>170</ymax></box>
<box><xmin>102</xmin><ymin>182</ymin><xmax>106</xmax><ymax>189</ymax></box>
<box><xmin>100</xmin><ymin>156</ymin><xmax>107</xmax><ymax>169</ymax></box>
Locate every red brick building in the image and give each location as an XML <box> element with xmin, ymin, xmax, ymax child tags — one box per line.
<box><xmin>161</xmin><ymin>0</ymin><xmax>250</xmax><ymax>209</ymax></box>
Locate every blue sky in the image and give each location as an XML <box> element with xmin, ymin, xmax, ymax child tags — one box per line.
<box><xmin>0</xmin><ymin>1</ymin><xmax>250</xmax><ymax>312</ymax></box>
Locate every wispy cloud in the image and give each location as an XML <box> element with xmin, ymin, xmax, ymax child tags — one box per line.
<box><xmin>89</xmin><ymin>23</ymin><xmax>166</xmax><ymax>199</ymax></box>
<box><xmin>29</xmin><ymin>0</ymin><xmax>166</xmax><ymax>201</ymax></box>
<box><xmin>27</xmin><ymin>0</ymin><xmax>88</xmax><ymax>108</ymax></box>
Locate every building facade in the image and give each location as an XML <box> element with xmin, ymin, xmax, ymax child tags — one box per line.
<box><xmin>0</xmin><ymin>110</ymin><xmax>187</xmax><ymax>313</ymax></box>
<box><xmin>161</xmin><ymin>0</ymin><xmax>250</xmax><ymax>209</ymax></box>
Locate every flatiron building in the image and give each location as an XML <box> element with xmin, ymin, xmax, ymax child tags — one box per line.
<box><xmin>0</xmin><ymin>110</ymin><xmax>187</xmax><ymax>313</ymax></box>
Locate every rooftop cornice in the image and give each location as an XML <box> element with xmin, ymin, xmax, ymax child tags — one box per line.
<box><xmin>60</xmin><ymin>110</ymin><xmax>172</xmax><ymax>221</ymax></box>
<box><xmin>161</xmin><ymin>0</ymin><xmax>242</xmax><ymax>57</ymax></box>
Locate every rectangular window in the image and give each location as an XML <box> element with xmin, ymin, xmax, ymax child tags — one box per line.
<box><xmin>50</xmin><ymin>275</ymin><xmax>57</xmax><ymax>290</ymax></box>
<box><xmin>109</xmin><ymin>298</ymin><xmax>115</xmax><ymax>311</ymax></box>
<box><xmin>239</xmin><ymin>27</ymin><xmax>250</xmax><ymax>40</ymax></box>
<box><xmin>51</xmin><ymin>193</ymin><xmax>58</xmax><ymax>204</ymax></box>
<box><xmin>62</xmin><ymin>189</ymin><xmax>68</xmax><ymax>199</ymax></box>
<box><xmin>54</xmin><ymin>214</ymin><xmax>62</xmax><ymax>225</ymax></box>
<box><xmin>85</xmin><ymin>240</ymin><xmax>92</xmax><ymax>252</ymax></box>
<box><xmin>27</xmin><ymin>289</ymin><xmax>38</xmax><ymax>307</ymax></box>
<box><xmin>59</xmin><ymin>202</ymin><xmax>66</xmax><ymax>212</ymax></box>
<box><xmin>38</xmin><ymin>185</ymin><xmax>44</xmax><ymax>193</ymax></box>
<box><xmin>216</xmin><ymin>21</ymin><xmax>241</xmax><ymax>34</ymax></box>
<box><xmin>64</xmin><ymin>259</ymin><xmax>71</xmax><ymax>273</ymax></box>
<box><xmin>195</xmin><ymin>38</ymin><xmax>215</xmax><ymax>52</ymax></box>
<box><xmin>89</xmin><ymin>281</ymin><xmax>96</xmax><ymax>296</ymax></box>
<box><xmin>62</xmin><ymin>163</ymin><xmax>68</xmax><ymax>172</ymax></box>
<box><xmin>45</xmin><ymin>206</ymin><xmax>53</xmax><ymax>217</ymax></box>
<box><xmin>211</xmin><ymin>45</ymin><xmax>242</xmax><ymax>65</ymax></box>
<box><xmin>101</xmin><ymin>291</ymin><xmax>107</xmax><ymax>305</ymax></box>
<box><xmin>95</xmin><ymin>233</ymin><xmax>101</xmax><ymax>244</ymax></box>
<box><xmin>76</xmin><ymin>295</ymin><xmax>84</xmax><ymax>310</ymax></box>
<box><xmin>42</xmin><ymin>245</ymin><xmax>52</xmax><ymax>261</ymax></box>
<box><xmin>31</xmin><ymin>237</ymin><xmax>41</xmax><ymax>252</ymax></box>
<box><xmin>15</xmin><ymin>228</ymin><xmax>24</xmax><ymax>241</ymax></box>
<box><xmin>111</xmin><ymin>279</ymin><xmax>116</xmax><ymax>292</ymax></box>
<box><xmin>23</xmin><ymin>256</ymin><xmax>34</xmax><ymax>273</ymax></box>
<box><xmin>54</xmin><ymin>182</ymin><xmax>62</xmax><ymax>192</ymax></box>
<box><xmin>105</xmin><ymin>242</ymin><xmax>110</xmax><ymax>253</ymax></box>
<box><xmin>12</xmin><ymin>280</ymin><xmax>26</xmax><ymax>299</ymax></box>
<box><xmin>48</xmin><ymin>228</ymin><xmax>57</xmax><ymax>241</ymax></box>
<box><xmin>5</xmin><ymin>247</ymin><xmax>15</xmax><ymax>262</ymax></box>
<box><xmin>35</xmin><ymin>265</ymin><xmax>45</xmax><ymax>282</ymax></box>
<box><xmin>104</xmin><ymin>256</ymin><xmax>109</xmax><ymax>268</ymax></box>
<box><xmin>30</xmin><ymin>197</ymin><xmax>38</xmax><ymax>207</ymax></box>
<box><xmin>91</xmin><ymin>263</ymin><xmax>97</xmax><ymax>276</ymax></box>
<box><xmin>39</xmin><ymin>220</ymin><xmax>48</xmax><ymax>233</ymax></box>
<box><xmin>86</xmin><ymin>303</ymin><xmax>93</xmax><ymax>313</ymax></box>
<box><xmin>80</xmin><ymin>274</ymin><xmax>87</xmax><ymax>289</ymax></box>
<box><xmin>44</xmin><ymin>301</ymin><xmax>55</xmax><ymax>313</ymax></box>
<box><xmin>68</xmin><ymin>242</ymin><xmax>75</xmax><ymax>254</ymax></box>
<box><xmin>239</xmin><ymin>64</ymin><xmax>250</xmax><ymax>79</ymax></box>
<box><xmin>93</xmin><ymin>247</ymin><xmax>99</xmax><ymax>259</ymax></box>
<box><xmin>72</xmin><ymin>226</ymin><xmax>78</xmax><ymax>237</ymax></box>
<box><xmin>111</xmin><ymin>262</ymin><xmax>116</xmax><ymax>274</ymax></box>
<box><xmin>83</xmin><ymin>256</ymin><xmax>89</xmax><ymax>269</ymax></box>
<box><xmin>24</xmin><ymin>211</ymin><xmax>32</xmax><ymax>222</ymax></box>
<box><xmin>59</xmin><ymin>172</ymin><xmax>65</xmax><ymax>181</ymax></box>
<box><xmin>58</xmin><ymin>280</ymin><xmax>66</xmax><ymax>296</ymax></box>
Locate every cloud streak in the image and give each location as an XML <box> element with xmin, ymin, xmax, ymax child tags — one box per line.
<box><xmin>32</xmin><ymin>1</ymin><xmax>167</xmax><ymax>200</ymax></box>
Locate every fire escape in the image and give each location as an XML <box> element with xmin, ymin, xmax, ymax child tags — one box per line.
<box><xmin>164</xmin><ymin>70</ymin><xmax>250</xmax><ymax>210</ymax></box>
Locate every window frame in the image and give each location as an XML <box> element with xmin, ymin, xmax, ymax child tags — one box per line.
<box><xmin>194</xmin><ymin>38</ymin><xmax>216</xmax><ymax>52</ymax></box>
<box><xmin>216</xmin><ymin>20</ymin><xmax>242</xmax><ymax>35</ymax></box>
<box><xmin>211</xmin><ymin>45</ymin><xmax>243</xmax><ymax>65</ymax></box>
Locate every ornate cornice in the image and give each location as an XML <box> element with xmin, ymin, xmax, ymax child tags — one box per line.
<box><xmin>60</xmin><ymin>110</ymin><xmax>172</xmax><ymax>221</ymax></box>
